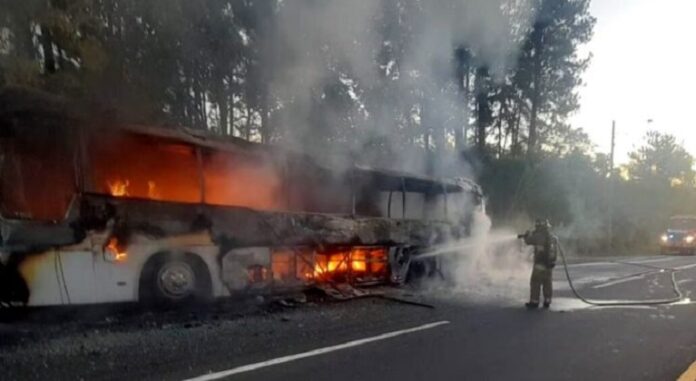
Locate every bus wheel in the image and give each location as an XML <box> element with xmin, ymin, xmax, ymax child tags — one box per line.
<box><xmin>139</xmin><ymin>253</ymin><xmax>212</xmax><ymax>306</ymax></box>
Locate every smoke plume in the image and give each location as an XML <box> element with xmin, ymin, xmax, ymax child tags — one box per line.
<box><xmin>264</xmin><ymin>0</ymin><xmax>537</xmax><ymax>176</ymax></box>
<box><xmin>425</xmin><ymin>211</ymin><xmax>533</xmax><ymax>303</ymax></box>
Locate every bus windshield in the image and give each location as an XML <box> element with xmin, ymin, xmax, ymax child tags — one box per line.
<box><xmin>0</xmin><ymin>124</ymin><xmax>75</xmax><ymax>221</ymax></box>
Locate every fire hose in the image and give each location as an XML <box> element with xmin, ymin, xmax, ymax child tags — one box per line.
<box><xmin>557</xmin><ymin>239</ymin><xmax>685</xmax><ymax>306</ymax></box>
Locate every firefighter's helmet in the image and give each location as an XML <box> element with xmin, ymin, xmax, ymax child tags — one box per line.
<box><xmin>535</xmin><ymin>219</ymin><xmax>551</xmax><ymax>230</ymax></box>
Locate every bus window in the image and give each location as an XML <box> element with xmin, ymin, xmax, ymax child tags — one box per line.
<box><xmin>202</xmin><ymin>149</ymin><xmax>285</xmax><ymax>211</ymax></box>
<box><xmin>87</xmin><ymin>132</ymin><xmax>201</xmax><ymax>203</ymax></box>
<box><xmin>0</xmin><ymin>123</ymin><xmax>76</xmax><ymax>221</ymax></box>
<box><xmin>284</xmin><ymin>160</ymin><xmax>352</xmax><ymax>214</ymax></box>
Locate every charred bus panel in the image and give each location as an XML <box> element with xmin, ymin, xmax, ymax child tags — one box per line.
<box><xmin>0</xmin><ymin>88</ymin><xmax>483</xmax><ymax>307</ymax></box>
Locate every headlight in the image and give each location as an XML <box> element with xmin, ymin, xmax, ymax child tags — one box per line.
<box><xmin>686</xmin><ymin>236</ymin><xmax>695</xmax><ymax>244</ymax></box>
<box><xmin>661</xmin><ymin>234</ymin><xmax>669</xmax><ymax>242</ymax></box>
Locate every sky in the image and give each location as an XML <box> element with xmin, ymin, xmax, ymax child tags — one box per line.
<box><xmin>572</xmin><ymin>0</ymin><xmax>696</xmax><ymax>163</ymax></box>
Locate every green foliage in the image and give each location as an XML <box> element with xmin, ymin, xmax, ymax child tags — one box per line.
<box><xmin>481</xmin><ymin>150</ymin><xmax>603</xmax><ymax>225</ymax></box>
<box><xmin>626</xmin><ymin>131</ymin><xmax>695</xmax><ymax>187</ymax></box>
<box><xmin>0</xmin><ymin>0</ymin><xmax>595</xmax><ymax>162</ymax></box>
<box><xmin>513</xmin><ymin>0</ymin><xmax>595</xmax><ymax>158</ymax></box>
<box><xmin>481</xmin><ymin>133</ymin><xmax>696</xmax><ymax>254</ymax></box>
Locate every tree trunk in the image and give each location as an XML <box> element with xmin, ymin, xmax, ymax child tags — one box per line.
<box><xmin>528</xmin><ymin>89</ymin><xmax>539</xmax><ymax>157</ymax></box>
<box><xmin>39</xmin><ymin>26</ymin><xmax>56</xmax><ymax>74</ymax></box>
<box><xmin>245</xmin><ymin>104</ymin><xmax>253</xmax><ymax>141</ymax></box>
<box><xmin>260</xmin><ymin>87</ymin><xmax>271</xmax><ymax>143</ymax></box>
<box><xmin>463</xmin><ymin>61</ymin><xmax>471</xmax><ymax>148</ymax></box>
<box><xmin>454</xmin><ymin>47</ymin><xmax>468</xmax><ymax>153</ymax></box>
<box><xmin>201</xmin><ymin>91</ymin><xmax>208</xmax><ymax>130</ymax></box>
<box><xmin>474</xmin><ymin>66</ymin><xmax>489</xmax><ymax>155</ymax></box>
<box><xmin>496</xmin><ymin>117</ymin><xmax>503</xmax><ymax>158</ymax></box>
<box><xmin>476</xmin><ymin>107</ymin><xmax>486</xmax><ymax>154</ymax></box>
<box><xmin>527</xmin><ymin>23</ymin><xmax>545</xmax><ymax>160</ymax></box>
<box><xmin>193</xmin><ymin>74</ymin><xmax>203</xmax><ymax>129</ymax></box>
<box><xmin>229</xmin><ymin>95</ymin><xmax>236</xmax><ymax>136</ymax></box>
<box><xmin>218</xmin><ymin>92</ymin><xmax>229</xmax><ymax>136</ymax></box>
<box><xmin>433</xmin><ymin>110</ymin><xmax>445</xmax><ymax>157</ymax></box>
<box><xmin>420</xmin><ymin>101</ymin><xmax>436</xmax><ymax>175</ymax></box>
<box><xmin>511</xmin><ymin>104</ymin><xmax>521</xmax><ymax>157</ymax></box>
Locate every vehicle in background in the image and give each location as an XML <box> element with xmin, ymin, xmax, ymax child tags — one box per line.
<box><xmin>659</xmin><ymin>215</ymin><xmax>696</xmax><ymax>255</ymax></box>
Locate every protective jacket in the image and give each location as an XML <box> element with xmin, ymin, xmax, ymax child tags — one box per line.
<box><xmin>523</xmin><ymin>229</ymin><xmax>558</xmax><ymax>269</ymax></box>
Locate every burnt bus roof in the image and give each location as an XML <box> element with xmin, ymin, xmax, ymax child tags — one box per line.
<box><xmin>0</xmin><ymin>86</ymin><xmax>476</xmax><ymax>195</ymax></box>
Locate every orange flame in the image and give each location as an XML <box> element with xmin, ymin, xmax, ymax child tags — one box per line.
<box><xmin>313</xmin><ymin>253</ymin><xmax>348</xmax><ymax>277</ymax></box>
<box><xmin>271</xmin><ymin>247</ymin><xmax>387</xmax><ymax>283</ymax></box>
<box><xmin>311</xmin><ymin>248</ymin><xmax>386</xmax><ymax>279</ymax></box>
<box><xmin>350</xmin><ymin>249</ymin><xmax>367</xmax><ymax>272</ymax></box>
<box><xmin>106</xmin><ymin>237</ymin><xmax>128</xmax><ymax>261</ymax></box>
<box><xmin>107</xmin><ymin>179</ymin><xmax>162</xmax><ymax>200</ymax></box>
<box><xmin>147</xmin><ymin>181</ymin><xmax>161</xmax><ymax>200</ymax></box>
<box><xmin>107</xmin><ymin>179</ymin><xmax>130</xmax><ymax>197</ymax></box>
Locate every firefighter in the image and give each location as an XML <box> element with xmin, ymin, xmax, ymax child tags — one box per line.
<box><xmin>518</xmin><ymin>219</ymin><xmax>558</xmax><ymax>309</ymax></box>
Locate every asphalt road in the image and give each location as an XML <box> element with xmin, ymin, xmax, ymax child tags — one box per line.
<box><xmin>4</xmin><ymin>255</ymin><xmax>696</xmax><ymax>381</ymax></box>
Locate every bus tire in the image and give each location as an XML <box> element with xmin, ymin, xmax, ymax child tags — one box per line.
<box><xmin>0</xmin><ymin>262</ymin><xmax>29</xmax><ymax>307</ymax></box>
<box><xmin>139</xmin><ymin>252</ymin><xmax>212</xmax><ymax>306</ymax></box>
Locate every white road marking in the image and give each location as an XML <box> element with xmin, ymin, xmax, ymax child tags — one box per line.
<box><xmin>675</xmin><ymin>263</ymin><xmax>696</xmax><ymax>271</ymax></box>
<box><xmin>565</xmin><ymin>262</ymin><xmax>612</xmax><ymax>268</ymax></box>
<box><xmin>591</xmin><ymin>274</ymin><xmax>647</xmax><ymax>289</ymax></box>
<box><xmin>589</xmin><ymin>261</ymin><xmax>696</xmax><ymax>289</ymax></box>
<box><xmin>630</xmin><ymin>257</ymin><xmax>677</xmax><ymax>265</ymax></box>
<box><xmin>183</xmin><ymin>320</ymin><xmax>451</xmax><ymax>381</ymax></box>
<box><xmin>567</xmin><ymin>257</ymin><xmax>681</xmax><ymax>268</ymax></box>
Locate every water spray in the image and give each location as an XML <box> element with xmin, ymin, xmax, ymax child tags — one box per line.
<box><xmin>415</xmin><ymin>228</ymin><xmax>687</xmax><ymax>307</ymax></box>
<box><xmin>416</xmin><ymin>234</ymin><xmax>518</xmax><ymax>260</ymax></box>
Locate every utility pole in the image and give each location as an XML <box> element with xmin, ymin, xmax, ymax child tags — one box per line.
<box><xmin>609</xmin><ymin>120</ymin><xmax>616</xmax><ymax>175</ymax></box>
<box><xmin>608</xmin><ymin>120</ymin><xmax>616</xmax><ymax>249</ymax></box>
<box><xmin>455</xmin><ymin>46</ymin><xmax>470</xmax><ymax>154</ymax></box>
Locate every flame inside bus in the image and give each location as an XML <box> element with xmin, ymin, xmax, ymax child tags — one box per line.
<box><xmin>107</xmin><ymin>179</ymin><xmax>163</xmax><ymax>200</ymax></box>
<box><xmin>107</xmin><ymin>179</ymin><xmax>130</xmax><ymax>197</ymax></box>
<box><xmin>269</xmin><ymin>247</ymin><xmax>389</xmax><ymax>285</ymax></box>
<box><xmin>94</xmin><ymin>132</ymin><xmax>285</xmax><ymax>210</ymax></box>
<box><xmin>311</xmin><ymin>247</ymin><xmax>387</xmax><ymax>281</ymax></box>
<box><xmin>105</xmin><ymin>237</ymin><xmax>128</xmax><ymax>262</ymax></box>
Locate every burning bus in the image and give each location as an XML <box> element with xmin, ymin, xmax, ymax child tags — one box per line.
<box><xmin>0</xmin><ymin>88</ymin><xmax>483</xmax><ymax>307</ymax></box>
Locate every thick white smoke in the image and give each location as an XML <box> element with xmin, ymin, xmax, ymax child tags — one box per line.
<box><xmin>265</xmin><ymin>1</ymin><xmax>541</xmax><ymax>302</ymax></box>
<box><xmin>424</xmin><ymin>211</ymin><xmax>533</xmax><ymax>303</ymax></box>
<box><xmin>265</xmin><ymin>0</ymin><xmax>538</xmax><ymax>175</ymax></box>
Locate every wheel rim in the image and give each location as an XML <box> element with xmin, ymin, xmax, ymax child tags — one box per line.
<box><xmin>157</xmin><ymin>261</ymin><xmax>196</xmax><ymax>299</ymax></box>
